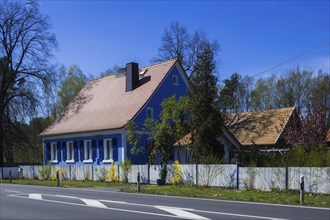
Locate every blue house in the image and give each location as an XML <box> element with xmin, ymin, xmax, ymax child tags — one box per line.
<box><xmin>39</xmin><ymin>59</ymin><xmax>189</xmax><ymax>165</ymax></box>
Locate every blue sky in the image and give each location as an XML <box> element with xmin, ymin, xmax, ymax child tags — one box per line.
<box><xmin>40</xmin><ymin>0</ymin><xmax>330</xmax><ymax>81</ymax></box>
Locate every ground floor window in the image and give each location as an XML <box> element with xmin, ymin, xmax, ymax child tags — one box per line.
<box><xmin>84</xmin><ymin>140</ymin><xmax>92</xmax><ymax>162</ymax></box>
<box><xmin>66</xmin><ymin>141</ymin><xmax>74</xmax><ymax>163</ymax></box>
<box><xmin>103</xmin><ymin>139</ymin><xmax>113</xmax><ymax>162</ymax></box>
<box><xmin>50</xmin><ymin>142</ymin><xmax>57</xmax><ymax>162</ymax></box>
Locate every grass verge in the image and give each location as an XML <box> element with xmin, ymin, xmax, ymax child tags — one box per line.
<box><xmin>121</xmin><ymin>185</ymin><xmax>330</xmax><ymax>208</ymax></box>
<box><xmin>0</xmin><ymin>179</ymin><xmax>126</xmax><ymax>188</ymax></box>
<box><xmin>1</xmin><ymin>179</ymin><xmax>329</xmax><ymax>208</ymax></box>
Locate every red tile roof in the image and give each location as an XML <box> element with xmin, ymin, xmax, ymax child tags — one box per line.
<box><xmin>40</xmin><ymin>59</ymin><xmax>177</xmax><ymax>137</ymax></box>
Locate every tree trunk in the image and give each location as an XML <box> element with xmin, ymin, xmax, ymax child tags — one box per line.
<box><xmin>0</xmin><ymin>101</ymin><xmax>4</xmax><ymax>168</ymax></box>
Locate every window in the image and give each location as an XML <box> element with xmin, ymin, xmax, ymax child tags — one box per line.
<box><xmin>173</xmin><ymin>75</ymin><xmax>178</xmax><ymax>85</ymax></box>
<box><xmin>50</xmin><ymin>143</ymin><xmax>57</xmax><ymax>162</ymax></box>
<box><xmin>103</xmin><ymin>139</ymin><xmax>113</xmax><ymax>162</ymax></box>
<box><xmin>66</xmin><ymin>141</ymin><xmax>74</xmax><ymax>163</ymax></box>
<box><xmin>147</xmin><ymin>107</ymin><xmax>153</xmax><ymax>119</ymax></box>
<box><xmin>84</xmin><ymin>140</ymin><xmax>92</xmax><ymax>162</ymax></box>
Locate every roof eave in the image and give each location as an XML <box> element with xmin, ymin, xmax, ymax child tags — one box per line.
<box><xmin>39</xmin><ymin>126</ymin><xmax>125</xmax><ymax>139</ymax></box>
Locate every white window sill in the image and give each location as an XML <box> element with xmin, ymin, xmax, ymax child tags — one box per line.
<box><xmin>51</xmin><ymin>160</ymin><xmax>58</xmax><ymax>163</ymax></box>
<box><xmin>65</xmin><ymin>160</ymin><xmax>75</xmax><ymax>163</ymax></box>
<box><xmin>102</xmin><ymin>159</ymin><xmax>114</xmax><ymax>163</ymax></box>
<box><xmin>83</xmin><ymin>159</ymin><xmax>93</xmax><ymax>163</ymax></box>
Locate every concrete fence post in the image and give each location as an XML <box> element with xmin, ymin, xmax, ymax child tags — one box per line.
<box><xmin>92</xmin><ymin>165</ymin><xmax>94</xmax><ymax>181</ymax></box>
<box><xmin>32</xmin><ymin>165</ymin><xmax>35</xmax><ymax>179</ymax></box>
<box><xmin>285</xmin><ymin>166</ymin><xmax>288</xmax><ymax>190</ymax></box>
<box><xmin>69</xmin><ymin>165</ymin><xmax>72</xmax><ymax>181</ymax></box>
<box><xmin>137</xmin><ymin>171</ymin><xmax>141</xmax><ymax>192</ymax></box>
<box><xmin>300</xmin><ymin>175</ymin><xmax>304</xmax><ymax>204</ymax></box>
<box><xmin>56</xmin><ymin>170</ymin><xmax>60</xmax><ymax>187</ymax></box>
<box><xmin>117</xmin><ymin>164</ymin><xmax>120</xmax><ymax>182</ymax></box>
<box><xmin>195</xmin><ymin>164</ymin><xmax>199</xmax><ymax>186</ymax></box>
<box><xmin>147</xmin><ymin>164</ymin><xmax>150</xmax><ymax>184</ymax></box>
<box><xmin>9</xmin><ymin>170</ymin><xmax>12</xmax><ymax>183</ymax></box>
<box><xmin>236</xmin><ymin>162</ymin><xmax>239</xmax><ymax>190</ymax></box>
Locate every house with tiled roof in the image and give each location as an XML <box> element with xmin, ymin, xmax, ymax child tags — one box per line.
<box><xmin>225</xmin><ymin>107</ymin><xmax>295</xmax><ymax>150</ymax></box>
<box><xmin>174</xmin><ymin>107</ymin><xmax>296</xmax><ymax>164</ymax></box>
<box><xmin>326</xmin><ymin>128</ymin><xmax>330</xmax><ymax>147</ymax></box>
<box><xmin>40</xmin><ymin>59</ymin><xmax>189</xmax><ymax>165</ymax></box>
<box><xmin>173</xmin><ymin>126</ymin><xmax>241</xmax><ymax>164</ymax></box>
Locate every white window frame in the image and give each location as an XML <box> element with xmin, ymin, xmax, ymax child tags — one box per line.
<box><xmin>147</xmin><ymin>107</ymin><xmax>154</xmax><ymax>119</ymax></box>
<box><xmin>103</xmin><ymin>139</ymin><xmax>113</xmax><ymax>163</ymax></box>
<box><xmin>66</xmin><ymin>141</ymin><xmax>75</xmax><ymax>163</ymax></box>
<box><xmin>173</xmin><ymin>75</ymin><xmax>179</xmax><ymax>85</ymax></box>
<box><xmin>83</xmin><ymin>140</ymin><xmax>93</xmax><ymax>163</ymax></box>
<box><xmin>50</xmin><ymin>142</ymin><xmax>58</xmax><ymax>163</ymax></box>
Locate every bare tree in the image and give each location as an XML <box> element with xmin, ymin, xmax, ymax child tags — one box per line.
<box><xmin>0</xmin><ymin>0</ymin><xmax>57</xmax><ymax>165</ymax></box>
<box><xmin>274</xmin><ymin>67</ymin><xmax>313</xmax><ymax>111</ymax></box>
<box><xmin>237</xmin><ymin>75</ymin><xmax>254</xmax><ymax>112</ymax></box>
<box><xmin>99</xmin><ymin>64</ymin><xmax>121</xmax><ymax>78</ymax></box>
<box><xmin>154</xmin><ymin>22</ymin><xmax>219</xmax><ymax>74</ymax></box>
<box><xmin>310</xmin><ymin>71</ymin><xmax>330</xmax><ymax>127</ymax></box>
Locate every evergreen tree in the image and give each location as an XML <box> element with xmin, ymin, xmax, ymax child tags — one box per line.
<box><xmin>219</xmin><ymin>73</ymin><xmax>241</xmax><ymax>113</ymax></box>
<box><xmin>189</xmin><ymin>43</ymin><xmax>224</xmax><ymax>164</ymax></box>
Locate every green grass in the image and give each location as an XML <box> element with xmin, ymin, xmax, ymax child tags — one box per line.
<box><xmin>0</xmin><ymin>179</ymin><xmax>126</xmax><ymax>188</ymax></box>
<box><xmin>121</xmin><ymin>185</ymin><xmax>330</xmax><ymax>208</ymax></box>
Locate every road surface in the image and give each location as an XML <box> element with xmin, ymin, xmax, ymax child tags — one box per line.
<box><xmin>1</xmin><ymin>183</ymin><xmax>329</xmax><ymax>219</ymax></box>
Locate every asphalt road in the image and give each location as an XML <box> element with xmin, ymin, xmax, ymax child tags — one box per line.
<box><xmin>0</xmin><ymin>183</ymin><xmax>329</xmax><ymax>220</ymax></box>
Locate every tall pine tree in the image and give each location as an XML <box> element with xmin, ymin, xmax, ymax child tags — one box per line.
<box><xmin>189</xmin><ymin>43</ymin><xmax>224</xmax><ymax>164</ymax></box>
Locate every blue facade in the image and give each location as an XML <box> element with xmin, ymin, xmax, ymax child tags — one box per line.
<box><xmin>133</xmin><ymin>65</ymin><xmax>188</xmax><ymax>127</ymax></box>
<box><xmin>128</xmin><ymin>65</ymin><xmax>189</xmax><ymax>164</ymax></box>
<box><xmin>44</xmin><ymin>134</ymin><xmax>122</xmax><ymax>165</ymax></box>
<box><xmin>43</xmin><ymin>63</ymin><xmax>189</xmax><ymax>165</ymax></box>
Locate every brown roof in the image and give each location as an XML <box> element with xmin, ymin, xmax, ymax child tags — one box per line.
<box><xmin>226</xmin><ymin>107</ymin><xmax>295</xmax><ymax>146</ymax></box>
<box><xmin>174</xmin><ymin>133</ymin><xmax>192</xmax><ymax>146</ymax></box>
<box><xmin>174</xmin><ymin>126</ymin><xmax>241</xmax><ymax>150</ymax></box>
<box><xmin>40</xmin><ymin>59</ymin><xmax>177</xmax><ymax>137</ymax></box>
<box><xmin>326</xmin><ymin>129</ymin><xmax>330</xmax><ymax>142</ymax></box>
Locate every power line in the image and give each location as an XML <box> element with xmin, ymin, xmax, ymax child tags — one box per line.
<box><xmin>252</xmin><ymin>40</ymin><xmax>330</xmax><ymax>78</ymax></box>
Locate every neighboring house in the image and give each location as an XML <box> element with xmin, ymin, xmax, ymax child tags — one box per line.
<box><xmin>226</xmin><ymin>107</ymin><xmax>296</xmax><ymax>154</ymax></box>
<box><xmin>173</xmin><ymin>126</ymin><xmax>241</xmax><ymax>164</ymax></box>
<box><xmin>174</xmin><ymin>107</ymin><xmax>296</xmax><ymax>164</ymax></box>
<box><xmin>39</xmin><ymin>59</ymin><xmax>189</xmax><ymax>165</ymax></box>
<box><xmin>326</xmin><ymin>128</ymin><xmax>330</xmax><ymax>147</ymax></box>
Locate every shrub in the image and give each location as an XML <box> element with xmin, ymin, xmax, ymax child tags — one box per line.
<box><xmin>51</xmin><ymin>167</ymin><xmax>61</xmax><ymax>181</ymax></box>
<box><xmin>84</xmin><ymin>169</ymin><xmax>90</xmax><ymax>181</ymax></box>
<box><xmin>159</xmin><ymin>165</ymin><xmax>167</xmax><ymax>181</ymax></box>
<box><xmin>107</xmin><ymin>162</ymin><xmax>118</xmax><ymax>182</ymax></box>
<box><xmin>242</xmin><ymin>146</ymin><xmax>330</xmax><ymax>167</ymax></box>
<box><xmin>39</xmin><ymin>164</ymin><xmax>51</xmax><ymax>180</ymax></box>
<box><xmin>119</xmin><ymin>159</ymin><xmax>133</xmax><ymax>183</ymax></box>
<box><xmin>171</xmin><ymin>160</ymin><xmax>182</xmax><ymax>186</ymax></box>
<box><xmin>99</xmin><ymin>167</ymin><xmax>108</xmax><ymax>182</ymax></box>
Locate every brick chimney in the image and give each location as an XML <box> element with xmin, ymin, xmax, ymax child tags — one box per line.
<box><xmin>125</xmin><ymin>62</ymin><xmax>139</xmax><ymax>92</ymax></box>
